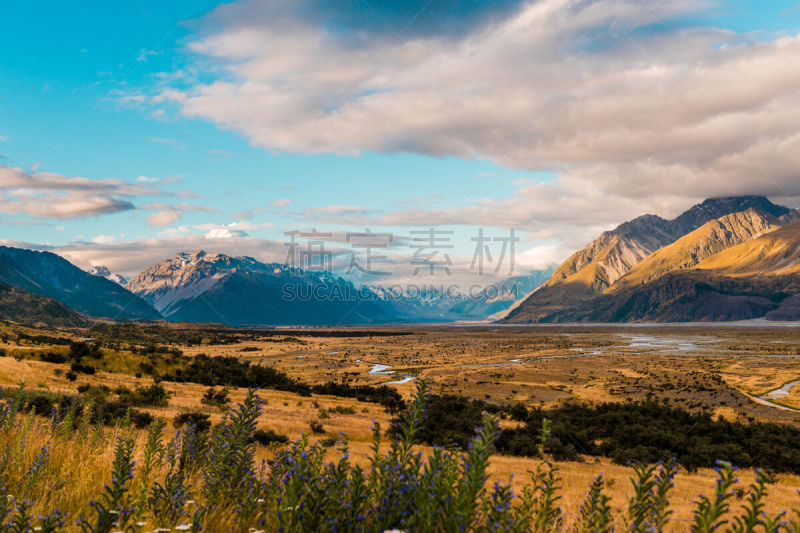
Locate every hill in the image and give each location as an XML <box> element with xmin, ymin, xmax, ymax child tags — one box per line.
<box><xmin>0</xmin><ymin>281</ymin><xmax>89</xmax><ymax>327</ymax></box>
<box><xmin>0</xmin><ymin>246</ymin><xmax>160</xmax><ymax>320</ymax></box>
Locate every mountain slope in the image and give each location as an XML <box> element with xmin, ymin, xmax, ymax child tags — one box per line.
<box><xmin>525</xmin><ymin>219</ymin><xmax>800</xmax><ymax>323</ymax></box>
<box><xmin>505</xmin><ymin>196</ymin><xmax>793</xmax><ymax>323</ymax></box>
<box><xmin>692</xmin><ymin>221</ymin><xmax>800</xmax><ymax>277</ymax></box>
<box><xmin>0</xmin><ymin>246</ymin><xmax>160</xmax><ymax>320</ymax></box>
<box><xmin>127</xmin><ymin>251</ymin><xmax>400</xmax><ymax>326</ymax></box>
<box><xmin>610</xmin><ymin>209</ymin><xmax>779</xmax><ymax>291</ymax></box>
<box><xmin>0</xmin><ymin>281</ymin><xmax>89</xmax><ymax>327</ymax></box>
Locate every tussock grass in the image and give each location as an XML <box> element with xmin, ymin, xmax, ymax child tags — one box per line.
<box><xmin>2</xmin><ymin>380</ymin><xmax>800</xmax><ymax>532</ymax></box>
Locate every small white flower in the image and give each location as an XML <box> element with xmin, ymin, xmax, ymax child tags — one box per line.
<box><xmin>174</xmin><ymin>524</ymin><xmax>192</xmax><ymax>531</ymax></box>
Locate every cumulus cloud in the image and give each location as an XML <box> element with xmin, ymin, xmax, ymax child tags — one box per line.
<box><xmin>205</xmin><ymin>227</ymin><xmax>246</xmax><ymax>239</ymax></box>
<box><xmin>155</xmin><ymin>0</ymin><xmax>800</xmax><ymax>219</ymax></box>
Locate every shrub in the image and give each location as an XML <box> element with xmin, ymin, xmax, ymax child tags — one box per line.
<box><xmin>69</xmin><ymin>341</ymin><xmax>102</xmax><ymax>360</ymax></box>
<box><xmin>39</xmin><ymin>351</ymin><xmax>66</xmax><ymax>364</ymax></box>
<box><xmin>116</xmin><ymin>383</ymin><xmax>171</xmax><ymax>407</ymax></box>
<box><xmin>70</xmin><ymin>362</ymin><xmax>96</xmax><ymax>375</ymax></box>
<box><xmin>252</xmin><ymin>428</ymin><xmax>289</xmax><ymax>446</ymax></box>
<box><xmin>173</xmin><ymin>411</ymin><xmax>212</xmax><ymax>433</ymax></box>
<box><xmin>201</xmin><ymin>387</ymin><xmax>230</xmax><ymax>410</ymax></box>
<box><xmin>161</xmin><ymin>354</ymin><xmax>312</xmax><ymax>395</ymax></box>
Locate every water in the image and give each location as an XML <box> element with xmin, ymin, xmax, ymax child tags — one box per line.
<box><xmin>369</xmin><ymin>363</ymin><xmax>394</xmax><ymax>375</ymax></box>
<box><xmin>384</xmin><ymin>376</ymin><xmax>416</xmax><ymax>385</ymax></box>
<box><xmin>367</xmin><ymin>362</ymin><xmax>416</xmax><ymax>384</ymax></box>
<box><xmin>755</xmin><ymin>380</ymin><xmax>800</xmax><ymax>412</ymax></box>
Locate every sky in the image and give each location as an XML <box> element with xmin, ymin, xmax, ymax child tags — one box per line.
<box><xmin>2</xmin><ymin>0</ymin><xmax>800</xmax><ymax>286</ymax></box>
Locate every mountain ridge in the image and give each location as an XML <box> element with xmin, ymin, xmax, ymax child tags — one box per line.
<box><xmin>0</xmin><ymin>246</ymin><xmax>160</xmax><ymax>321</ymax></box>
<box><xmin>504</xmin><ymin>196</ymin><xmax>800</xmax><ymax>323</ymax></box>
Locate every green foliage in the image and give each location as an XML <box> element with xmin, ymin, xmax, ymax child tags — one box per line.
<box><xmin>574</xmin><ymin>475</ymin><xmax>613</xmax><ymax>533</ymax></box>
<box><xmin>691</xmin><ymin>461</ymin><xmax>738</xmax><ymax>532</ymax></box>
<box><xmin>252</xmin><ymin>428</ymin><xmax>289</xmax><ymax>446</ymax></box>
<box><xmin>78</xmin><ymin>436</ymin><xmax>136</xmax><ymax>533</ymax></box>
<box><xmin>115</xmin><ymin>383</ymin><xmax>171</xmax><ymax>407</ymax></box>
<box><xmin>200</xmin><ymin>387</ymin><xmax>230</xmax><ymax>410</ymax></box>
<box><xmin>414</xmin><ymin>396</ymin><xmax>800</xmax><ymax>473</ymax></box>
<box><xmin>626</xmin><ymin>460</ymin><xmax>676</xmax><ymax>532</ymax></box>
<box><xmin>161</xmin><ymin>353</ymin><xmax>312</xmax><ymax>395</ymax></box>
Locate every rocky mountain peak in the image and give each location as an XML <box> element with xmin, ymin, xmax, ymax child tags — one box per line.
<box><xmin>87</xmin><ymin>265</ymin><xmax>129</xmax><ymax>286</ymax></box>
<box><xmin>674</xmin><ymin>196</ymin><xmax>791</xmax><ymax>229</ymax></box>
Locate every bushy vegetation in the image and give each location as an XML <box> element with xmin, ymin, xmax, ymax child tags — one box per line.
<box><xmin>1</xmin><ymin>385</ymin><xmax>155</xmax><ymax>430</ymax></box>
<box><xmin>160</xmin><ymin>354</ymin><xmax>406</xmax><ymax>412</ymax></box>
<box><xmin>88</xmin><ymin>323</ymin><xmax>413</xmax><ymax>348</ymax></box>
<box><xmin>310</xmin><ymin>381</ymin><xmax>405</xmax><ymax>413</ymax></box>
<box><xmin>2</xmin><ymin>380</ymin><xmax>800</xmax><ymax>531</ymax></box>
<box><xmin>161</xmin><ymin>353</ymin><xmax>313</xmax><ymax>395</ymax></box>
<box><xmin>405</xmin><ymin>395</ymin><xmax>800</xmax><ymax>473</ymax></box>
<box><xmin>115</xmin><ymin>384</ymin><xmax>171</xmax><ymax>408</ymax></box>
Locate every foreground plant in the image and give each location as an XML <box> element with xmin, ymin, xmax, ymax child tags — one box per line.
<box><xmin>3</xmin><ymin>381</ymin><xmax>800</xmax><ymax>531</ymax></box>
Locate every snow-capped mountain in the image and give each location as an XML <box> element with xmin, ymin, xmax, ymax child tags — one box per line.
<box><xmin>125</xmin><ymin>251</ymin><xmax>554</xmax><ymax>325</ymax></box>
<box><xmin>126</xmin><ymin>250</ymin><xmax>400</xmax><ymax>325</ymax></box>
<box><xmin>87</xmin><ymin>265</ymin><xmax>129</xmax><ymax>286</ymax></box>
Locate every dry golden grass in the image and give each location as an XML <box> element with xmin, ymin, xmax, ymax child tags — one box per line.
<box><xmin>5</xmin><ymin>322</ymin><xmax>800</xmax><ymax>529</ymax></box>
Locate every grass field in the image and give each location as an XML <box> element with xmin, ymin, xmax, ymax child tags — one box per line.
<box><xmin>3</xmin><ymin>321</ymin><xmax>800</xmax><ymax>530</ymax></box>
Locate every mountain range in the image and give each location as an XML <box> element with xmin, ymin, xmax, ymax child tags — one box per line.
<box><xmin>503</xmin><ymin>196</ymin><xmax>800</xmax><ymax>323</ymax></box>
<box><xmin>0</xmin><ymin>246</ymin><xmax>550</xmax><ymax>326</ymax></box>
<box><xmin>4</xmin><ymin>194</ymin><xmax>800</xmax><ymax>327</ymax></box>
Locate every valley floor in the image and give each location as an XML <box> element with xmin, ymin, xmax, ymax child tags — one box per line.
<box><xmin>3</xmin><ymin>321</ymin><xmax>800</xmax><ymax>529</ymax></box>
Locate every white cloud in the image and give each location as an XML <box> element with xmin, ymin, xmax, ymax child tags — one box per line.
<box><xmin>35</xmin><ymin>235</ymin><xmax>289</xmax><ymax>276</ymax></box>
<box><xmin>146</xmin><ymin>211</ymin><xmax>181</xmax><ymax>227</ymax></box>
<box><xmin>307</xmin><ymin>205</ymin><xmax>368</xmax><ymax>215</ymax></box>
<box><xmin>152</xmin><ymin>0</ymin><xmax>800</xmax><ymax>216</ymax></box>
<box><xmin>0</xmin><ymin>163</ymin><xmax>157</xmax><ymax>218</ymax></box>
<box><xmin>205</xmin><ymin>227</ymin><xmax>247</xmax><ymax>239</ymax></box>
<box><xmin>142</xmin><ymin>202</ymin><xmax>214</xmax><ymax>227</ymax></box>
<box><xmin>0</xmin><ymin>136</ymin><xmax>8</xmax><ymax>142</ymax></box>
<box><xmin>137</xmin><ymin>48</ymin><xmax>160</xmax><ymax>62</ymax></box>
<box><xmin>91</xmin><ymin>234</ymin><xmax>116</xmax><ymax>244</ymax></box>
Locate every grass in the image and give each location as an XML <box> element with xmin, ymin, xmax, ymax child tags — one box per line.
<box><xmin>2</xmin><ymin>380</ymin><xmax>800</xmax><ymax>532</ymax></box>
<box><xmin>5</xmin><ymin>322</ymin><xmax>800</xmax><ymax>530</ymax></box>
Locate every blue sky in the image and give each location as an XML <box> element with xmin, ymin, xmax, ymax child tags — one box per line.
<box><xmin>2</xmin><ymin>0</ymin><xmax>800</xmax><ymax>280</ymax></box>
